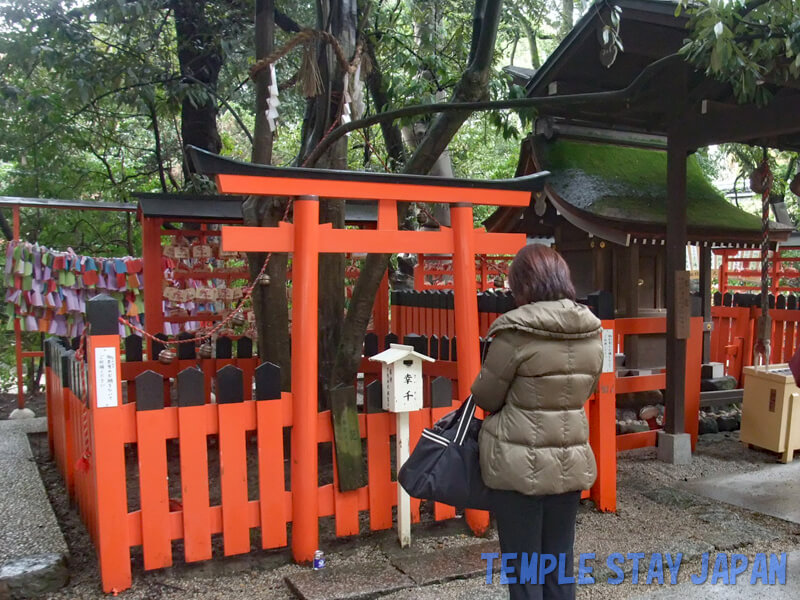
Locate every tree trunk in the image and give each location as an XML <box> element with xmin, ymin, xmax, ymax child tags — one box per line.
<box><xmin>332</xmin><ymin>0</ymin><xmax>504</xmax><ymax>386</ymax></box>
<box><xmin>404</xmin><ymin>0</ymin><xmax>502</xmax><ymax>173</ymax></box>
<box><xmin>172</xmin><ymin>0</ymin><xmax>223</xmax><ymax>178</ymax></box>
<box><xmin>244</xmin><ymin>0</ymin><xmax>292</xmax><ymax>390</ymax></box>
<box><xmin>402</xmin><ymin>1</ymin><xmax>454</xmax><ymax>224</ymax></box>
<box><xmin>0</xmin><ymin>211</ymin><xmax>13</xmax><ymax>241</ymax></box>
<box><xmin>364</xmin><ymin>40</ymin><xmax>406</xmax><ymax>171</ymax></box>
<box><xmin>510</xmin><ymin>6</ymin><xmax>541</xmax><ymax>68</ymax></box>
<box><xmin>559</xmin><ymin>0</ymin><xmax>574</xmax><ymax>39</ymax></box>
<box><xmin>294</xmin><ymin>0</ymin><xmax>357</xmax><ymax>404</ymax></box>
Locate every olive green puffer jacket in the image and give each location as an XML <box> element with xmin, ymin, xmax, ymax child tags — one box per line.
<box><xmin>471</xmin><ymin>299</ymin><xmax>603</xmax><ymax>496</ymax></box>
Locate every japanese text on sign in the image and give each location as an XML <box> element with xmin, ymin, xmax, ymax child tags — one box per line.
<box><xmin>94</xmin><ymin>346</ymin><xmax>119</xmax><ymax>408</ymax></box>
<box><xmin>602</xmin><ymin>329</ymin><xmax>614</xmax><ymax>374</ymax></box>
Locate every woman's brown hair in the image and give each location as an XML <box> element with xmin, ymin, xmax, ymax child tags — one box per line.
<box><xmin>508</xmin><ymin>244</ymin><xmax>576</xmax><ymax>306</ymax></box>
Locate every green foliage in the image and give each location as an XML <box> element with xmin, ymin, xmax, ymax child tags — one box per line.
<box><xmin>0</xmin><ymin>0</ymin><xmax>587</xmax><ymax>389</ymax></box>
<box><xmin>678</xmin><ymin>0</ymin><xmax>800</xmax><ymax>105</ymax></box>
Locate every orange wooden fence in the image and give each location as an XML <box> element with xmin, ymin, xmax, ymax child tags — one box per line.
<box><xmin>710</xmin><ymin>292</ymin><xmax>800</xmax><ymax>384</ymax></box>
<box><xmin>413</xmin><ymin>253</ymin><xmax>513</xmax><ymax>290</ymax></box>
<box><xmin>716</xmin><ymin>248</ymin><xmax>800</xmax><ymax>295</ymax></box>
<box><xmin>46</xmin><ymin>318</ymin><xmax>467</xmax><ymax>592</ymax></box>
<box><xmin>45</xmin><ymin>292</ymin><xmax>621</xmax><ymax>593</ymax></box>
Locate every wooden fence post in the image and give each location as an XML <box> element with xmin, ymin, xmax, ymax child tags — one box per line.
<box><xmin>134</xmin><ymin>370</ymin><xmax>172</xmax><ymax>570</ymax></box>
<box><xmin>44</xmin><ymin>339</ymin><xmax>56</xmax><ymax>457</ymax></box>
<box><xmin>590</xmin><ymin>320</ymin><xmax>617</xmax><ymax>512</ymax></box>
<box><xmin>255</xmin><ymin>362</ymin><xmax>288</xmax><ymax>549</ymax></box>
<box><xmin>86</xmin><ymin>294</ymin><xmax>131</xmax><ymax>593</ymax></box>
<box><xmin>217</xmin><ymin>364</ymin><xmax>250</xmax><ymax>556</ymax></box>
<box><xmin>684</xmin><ymin>317</ymin><xmax>703</xmax><ymax>450</ymax></box>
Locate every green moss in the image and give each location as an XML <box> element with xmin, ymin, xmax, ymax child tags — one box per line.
<box><xmin>539</xmin><ymin>139</ymin><xmax>762</xmax><ymax>231</ymax></box>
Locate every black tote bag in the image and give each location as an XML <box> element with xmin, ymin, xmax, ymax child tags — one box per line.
<box><xmin>397</xmin><ymin>395</ymin><xmax>494</xmax><ymax>511</ymax></box>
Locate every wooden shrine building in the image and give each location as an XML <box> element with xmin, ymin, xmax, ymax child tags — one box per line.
<box><xmin>491</xmin><ymin>0</ymin><xmax>800</xmax><ymax>462</ymax></box>
<box><xmin>488</xmin><ymin>131</ymin><xmax>793</xmax><ymax>369</ymax></box>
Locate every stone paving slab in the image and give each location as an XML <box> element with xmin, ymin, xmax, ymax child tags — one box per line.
<box><xmin>379</xmin><ymin>577</ymin><xmax>507</xmax><ymax>600</ymax></box>
<box><xmin>0</xmin><ymin>418</ymin><xmax>69</xmax><ymax>597</ymax></box>
<box><xmin>627</xmin><ymin>551</ymin><xmax>800</xmax><ymax>599</ymax></box>
<box><xmin>681</xmin><ymin>461</ymin><xmax>800</xmax><ymax>525</ymax></box>
<box><xmin>285</xmin><ymin>561</ymin><xmax>413</xmax><ymax>600</ymax></box>
<box><xmin>0</xmin><ymin>417</ymin><xmax>47</xmax><ymax>435</ymax></box>
<box><xmin>389</xmin><ymin>540</ymin><xmax>500</xmax><ymax>586</ymax></box>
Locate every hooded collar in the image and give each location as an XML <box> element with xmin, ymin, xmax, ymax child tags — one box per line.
<box><xmin>488</xmin><ymin>299</ymin><xmax>602</xmax><ymax>340</ymax></box>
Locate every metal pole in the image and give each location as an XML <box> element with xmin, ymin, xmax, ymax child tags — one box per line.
<box><xmin>291</xmin><ymin>195</ymin><xmax>320</xmax><ymax>562</ymax></box>
<box><xmin>13</xmin><ymin>205</ymin><xmax>24</xmax><ymax>409</ymax></box>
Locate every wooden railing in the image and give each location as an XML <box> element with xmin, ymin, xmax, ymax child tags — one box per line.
<box><xmin>46</xmin><ymin>294</ymin><xmax>620</xmax><ymax>593</ymax></box>
<box><xmin>413</xmin><ymin>253</ymin><xmax>513</xmax><ymax>290</ymax></box>
<box><xmin>716</xmin><ymin>248</ymin><xmax>800</xmax><ymax>295</ymax></box>
<box><xmin>710</xmin><ymin>292</ymin><xmax>800</xmax><ymax>384</ymax></box>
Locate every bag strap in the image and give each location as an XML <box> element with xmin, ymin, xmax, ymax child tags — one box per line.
<box><xmin>452</xmin><ymin>338</ymin><xmax>489</xmax><ymax>446</ymax></box>
<box><xmin>454</xmin><ymin>395</ymin><xmax>476</xmax><ymax>446</ymax></box>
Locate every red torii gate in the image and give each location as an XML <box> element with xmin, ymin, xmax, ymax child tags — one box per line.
<box><xmin>188</xmin><ymin>147</ymin><xmax>549</xmax><ymax>563</ymax></box>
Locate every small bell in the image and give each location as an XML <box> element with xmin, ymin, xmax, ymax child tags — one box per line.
<box><xmin>749</xmin><ymin>164</ymin><xmax>773</xmax><ymax>194</ymax></box>
<box><xmin>198</xmin><ymin>342</ymin><xmax>213</xmax><ymax>359</ymax></box>
<box><xmin>257</xmin><ymin>273</ymin><xmax>271</xmax><ymax>285</ymax></box>
<box><xmin>231</xmin><ymin>311</ymin><xmax>246</xmax><ymax>327</ymax></box>
<box><xmin>158</xmin><ymin>348</ymin><xmax>176</xmax><ymax>365</ymax></box>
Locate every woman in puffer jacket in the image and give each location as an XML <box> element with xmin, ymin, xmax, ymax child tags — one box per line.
<box><xmin>471</xmin><ymin>243</ymin><xmax>603</xmax><ymax>600</ymax></box>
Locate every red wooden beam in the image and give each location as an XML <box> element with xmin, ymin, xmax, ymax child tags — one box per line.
<box><xmin>221</xmin><ymin>224</ymin><xmax>527</xmax><ymax>255</ymax></box>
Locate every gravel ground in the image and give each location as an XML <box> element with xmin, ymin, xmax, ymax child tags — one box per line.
<box><xmin>29</xmin><ymin>430</ymin><xmax>800</xmax><ymax>600</ymax></box>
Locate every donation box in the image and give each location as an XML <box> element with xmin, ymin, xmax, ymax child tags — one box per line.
<box><xmin>740</xmin><ymin>364</ymin><xmax>800</xmax><ymax>463</ymax></box>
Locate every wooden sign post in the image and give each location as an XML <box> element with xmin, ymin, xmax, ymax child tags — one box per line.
<box><xmin>370</xmin><ymin>343</ymin><xmax>434</xmax><ymax>546</ymax></box>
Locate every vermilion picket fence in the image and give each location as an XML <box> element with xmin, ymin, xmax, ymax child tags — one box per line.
<box><xmin>44</xmin><ymin>293</ymin><xmax>626</xmax><ymax>594</ymax></box>
<box><xmin>710</xmin><ymin>292</ymin><xmax>800</xmax><ymax>384</ymax></box>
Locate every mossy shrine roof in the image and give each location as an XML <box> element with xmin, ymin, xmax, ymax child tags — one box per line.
<box><xmin>525</xmin><ymin>137</ymin><xmax>791</xmax><ymax>245</ymax></box>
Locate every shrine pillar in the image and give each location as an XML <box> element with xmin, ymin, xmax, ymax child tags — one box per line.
<box><xmin>141</xmin><ymin>216</ymin><xmax>164</xmax><ymax>349</ymax></box>
<box><xmin>291</xmin><ymin>195</ymin><xmax>320</xmax><ymax>562</ymax></box>
<box><xmin>451</xmin><ymin>203</ymin><xmax>490</xmax><ymax>535</ymax></box>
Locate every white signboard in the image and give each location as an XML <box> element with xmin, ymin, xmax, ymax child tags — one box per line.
<box><xmin>601</xmin><ymin>328</ymin><xmax>614</xmax><ymax>374</ymax></box>
<box><xmin>94</xmin><ymin>346</ymin><xmax>119</xmax><ymax>408</ymax></box>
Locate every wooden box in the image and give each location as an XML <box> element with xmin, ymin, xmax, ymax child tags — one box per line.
<box><xmin>740</xmin><ymin>364</ymin><xmax>800</xmax><ymax>463</ymax></box>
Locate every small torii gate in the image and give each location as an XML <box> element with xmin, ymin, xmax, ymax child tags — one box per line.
<box><xmin>188</xmin><ymin>146</ymin><xmax>550</xmax><ymax>563</ymax></box>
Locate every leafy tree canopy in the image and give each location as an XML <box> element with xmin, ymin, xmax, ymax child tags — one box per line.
<box><xmin>678</xmin><ymin>0</ymin><xmax>800</xmax><ymax>105</ymax></box>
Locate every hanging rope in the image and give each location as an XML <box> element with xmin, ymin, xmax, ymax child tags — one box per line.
<box><xmin>751</xmin><ymin>149</ymin><xmax>774</xmax><ymax>366</ymax></box>
<box><xmin>249</xmin><ymin>28</ymin><xmax>362</xmax><ymax>86</ymax></box>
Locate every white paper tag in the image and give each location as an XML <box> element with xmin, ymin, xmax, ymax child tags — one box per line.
<box><xmin>602</xmin><ymin>328</ymin><xmax>614</xmax><ymax>374</ymax></box>
<box><xmin>94</xmin><ymin>346</ymin><xmax>119</xmax><ymax>408</ymax></box>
